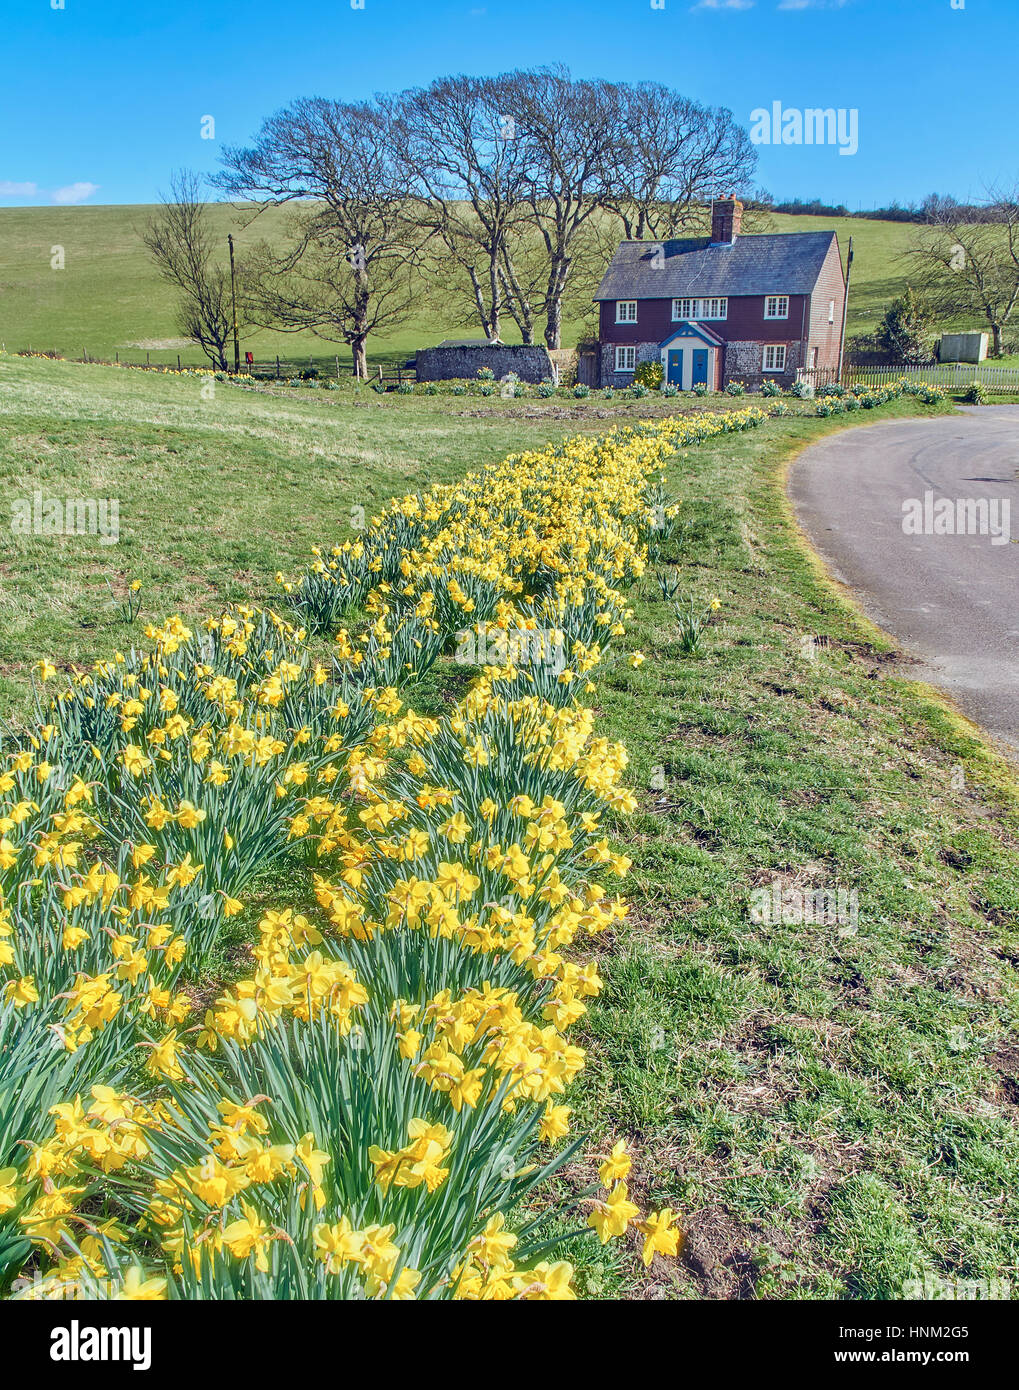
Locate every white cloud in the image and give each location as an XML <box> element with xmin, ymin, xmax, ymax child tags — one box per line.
<box><xmin>0</xmin><ymin>180</ymin><xmax>39</xmax><ymax>196</ymax></box>
<box><xmin>693</xmin><ymin>0</ymin><xmax>755</xmax><ymax>10</ymax></box>
<box><xmin>50</xmin><ymin>181</ymin><xmax>100</xmax><ymax>206</ymax></box>
<box><xmin>778</xmin><ymin>0</ymin><xmax>849</xmax><ymax>9</ymax></box>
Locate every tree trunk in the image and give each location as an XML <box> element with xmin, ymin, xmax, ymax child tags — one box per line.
<box><xmin>543</xmin><ymin>259</ymin><xmax>569</xmax><ymax>351</ymax></box>
<box><xmin>992</xmin><ymin>323</ymin><xmax>1003</xmax><ymax>357</ymax></box>
<box><xmin>488</xmin><ymin>257</ymin><xmax>501</xmax><ymax>341</ymax></box>
<box><xmin>352</xmin><ymin>336</ymin><xmax>368</xmax><ymax>379</ymax></box>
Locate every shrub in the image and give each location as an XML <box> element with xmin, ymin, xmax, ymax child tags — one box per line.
<box><xmin>630</xmin><ymin>382</ymin><xmax>649</xmax><ymax>399</ymax></box>
<box><xmin>877</xmin><ymin>286</ymin><xmax>935</xmax><ymax>365</ymax></box>
<box><xmin>451</xmin><ymin>383</ymin><xmax>466</xmax><ymax>395</ymax></box>
<box><xmin>760</xmin><ymin>379</ymin><xmax>781</xmax><ymax>397</ymax></box>
<box><xmin>789</xmin><ymin>379</ymin><xmax>812</xmax><ymax>399</ymax></box>
<box><xmin>633</xmin><ymin>360</ymin><xmax>664</xmax><ymax>390</ymax></box>
<box><xmin>537</xmin><ymin>381</ymin><xmax>555</xmax><ymax>398</ymax></box>
<box><xmin>478</xmin><ymin>382</ymin><xmax>495</xmax><ymax>397</ymax></box>
<box><xmin>396</xmin><ymin>381</ymin><xmax>414</xmax><ymax>395</ymax></box>
<box><xmin>692</xmin><ymin>383</ymin><xmax>708</xmax><ymax>397</ymax></box>
<box><xmin>601</xmin><ymin>387</ymin><xmax>615</xmax><ymax>400</ymax></box>
<box><xmin>476</xmin><ymin>366</ymin><xmax>495</xmax><ymax>380</ymax></box>
<box><xmin>661</xmin><ymin>383</ymin><xmax>678</xmax><ymax>398</ymax></box>
<box><xmin>425</xmin><ymin>382</ymin><xmax>439</xmax><ymax>395</ymax></box>
<box><xmin>573</xmin><ymin>383</ymin><xmax>590</xmax><ymax>399</ymax></box>
<box><xmin>299</xmin><ymin>367</ymin><xmax>320</xmax><ymax>381</ymax></box>
<box><xmin>771</xmin><ymin>401</ymin><xmax>789</xmax><ymax>416</ymax></box>
<box><xmin>725</xmin><ymin>380</ymin><xmax>746</xmax><ymax>397</ymax></box>
<box><xmin>962</xmin><ymin>380</ymin><xmax>987</xmax><ymax>404</ymax></box>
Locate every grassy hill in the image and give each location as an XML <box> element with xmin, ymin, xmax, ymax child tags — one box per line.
<box><xmin>0</xmin><ymin>203</ymin><xmax>943</xmax><ymax>371</ymax></box>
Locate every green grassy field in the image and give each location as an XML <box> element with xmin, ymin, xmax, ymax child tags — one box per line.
<box><xmin>2</xmin><ymin>356</ymin><xmax>1018</xmax><ymax>1299</ymax></box>
<box><xmin>0</xmin><ymin>203</ymin><xmax>993</xmax><ymax>371</ymax></box>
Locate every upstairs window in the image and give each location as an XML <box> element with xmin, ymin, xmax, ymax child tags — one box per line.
<box><xmin>615</xmin><ymin>300</ymin><xmax>637</xmax><ymax>323</ymax></box>
<box><xmin>828</xmin><ymin>299</ymin><xmax>836</xmax><ymax>324</ymax></box>
<box><xmin>764</xmin><ymin>295</ymin><xmax>789</xmax><ymax>320</ymax></box>
<box><xmin>615</xmin><ymin>345</ymin><xmax>636</xmax><ymax>372</ymax></box>
<box><xmin>762</xmin><ymin>344</ymin><xmax>787</xmax><ymax>372</ymax></box>
<box><xmin>672</xmin><ymin>297</ymin><xmax>727</xmax><ymax>321</ymax></box>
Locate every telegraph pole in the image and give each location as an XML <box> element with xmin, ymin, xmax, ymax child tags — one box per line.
<box><xmin>228</xmin><ymin>233</ymin><xmax>240</xmax><ymax>375</ymax></box>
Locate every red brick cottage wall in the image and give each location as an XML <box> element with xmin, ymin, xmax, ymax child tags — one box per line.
<box><xmin>598</xmin><ymin>295</ymin><xmax>811</xmax><ymax>389</ymax></box>
<box><xmin>804</xmin><ymin>239</ymin><xmax>847</xmax><ymax>374</ymax></box>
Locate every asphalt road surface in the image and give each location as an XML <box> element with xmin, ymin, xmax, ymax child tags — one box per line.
<box><xmin>788</xmin><ymin>407</ymin><xmax>1019</xmax><ymax>757</ymax></box>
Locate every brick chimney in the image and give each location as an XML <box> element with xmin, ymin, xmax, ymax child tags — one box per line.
<box><xmin>711</xmin><ymin>196</ymin><xmax>743</xmax><ymax>245</ymax></box>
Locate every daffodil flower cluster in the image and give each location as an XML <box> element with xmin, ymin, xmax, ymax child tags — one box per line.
<box><xmin>1</xmin><ymin>410</ymin><xmax>800</xmax><ymax>1301</ymax></box>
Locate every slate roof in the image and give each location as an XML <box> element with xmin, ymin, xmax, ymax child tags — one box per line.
<box><xmin>593</xmin><ymin>232</ymin><xmax>838</xmax><ymax>301</ymax></box>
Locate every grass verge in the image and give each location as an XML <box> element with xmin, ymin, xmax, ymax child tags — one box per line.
<box><xmin>565</xmin><ymin>403</ymin><xmax>1019</xmax><ymax>1298</ymax></box>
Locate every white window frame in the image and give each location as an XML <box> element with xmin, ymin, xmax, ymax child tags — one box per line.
<box><xmin>615</xmin><ymin>344</ymin><xmax>636</xmax><ymax>373</ymax></box>
<box><xmin>672</xmin><ymin>296</ymin><xmax>728</xmax><ymax>321</ymax></box>
<box><xmin>828</xmin><ymin>299</ymin><xmax>835</xmax><ymax>325</ymax></box>
<box><xmin>762</xmin><ymin>344</ymin><xmax>787</xmax><ymax>373</ymax></box>
<box><xmin>615</xmin><ymin>300</ymin><xmax>637</xmax><ymax>323</ymax></box>
<box><xmin>764</xmin><ymin>295</ymin><xmax>789</xmax><ymax>320</ymax></box>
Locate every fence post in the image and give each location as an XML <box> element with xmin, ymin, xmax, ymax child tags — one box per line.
<box><xmin>276</xmin><ymin>356</ymin><xmax>280</xmax><ymax>380</ymax></box>
<box><xmin>177</xmin><ymin>354</ymin><xmax>182</xmax><ymax>371</ymax></box>
<box><xmin>146</xmin><ymin>351</ymin><xmax>150</xmax><ymax>367</ymax></box>
<box><xmin>335</xmin><ymin>355</ymin><xmax>339</xmax><ymax>380</ymax></box>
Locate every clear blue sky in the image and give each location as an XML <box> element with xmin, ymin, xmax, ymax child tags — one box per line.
<box><xmin>3</xmin><ymin>0</ymin><xmax>1014</xmax><ymax>209</ymax></box>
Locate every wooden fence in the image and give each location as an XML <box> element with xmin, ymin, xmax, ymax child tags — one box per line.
<box><xmin>799</xmin><ymin>362</ymin><xmax>1019</xmax><ymax>393</ymax></box>
<box><xmin>13</xmin><ymin>348</ymin><xmax>415</xmax><ymax>386</ymax></box>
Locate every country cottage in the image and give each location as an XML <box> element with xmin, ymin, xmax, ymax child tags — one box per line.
<box><xmin>592</xmin><ymin>198</ymin><xmax>846</xmax><ymax>391</ymax></box>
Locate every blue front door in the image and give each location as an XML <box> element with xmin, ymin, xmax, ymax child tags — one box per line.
<box><xmin>692</xmin><ymin>349</ymin><xmax>708</xmax><ymax>387</ymax></box>
<box><xmin>667</xmin><ymin>349</ymin><xmax>684</xmax><ymax>385</ymax></box>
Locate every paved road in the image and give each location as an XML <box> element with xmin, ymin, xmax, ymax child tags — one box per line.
<box><xmin>789</xmin><ymin>407</ymin><xmax>1019</xmax><ymax>756</ymax></box>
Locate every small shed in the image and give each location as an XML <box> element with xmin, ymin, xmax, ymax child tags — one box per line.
<box><xmin>939</xmin><ymin>333</ymin><xmax>989</xmax><ymax>364</ymax></box>
<box><xmin>414</xmin><ymin>339</ymin><xmax>553</xmax><ymax>384</ymax></box>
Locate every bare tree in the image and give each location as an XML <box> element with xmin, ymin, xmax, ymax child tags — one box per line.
<box><xmin>602</xmin><ymin>85</ymin><xmax>757</xmax><ymax>241</ymax></box>
<box><xmin>216</xmin><ymin>97</ymin><xmax>418</xmax><ymax>378</ymax></box>
<box><xmin>397</xmin><ymin>75</ymin><xmax>534</xmax><ymax>342</ymax></box>
<box><xmin>502</xmin><ymin>68</ymin><xmax>622</xmax><ymax>350</ymax></box>
<box><xmin>907</xmin><ymin>185</ymin><xmax>1019</xmax><ymax>357</ymax></box>
<box><xmin>143</xmin><ymin>170</ymin><xmax>234</xmax><ymax>370</ymax></box>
